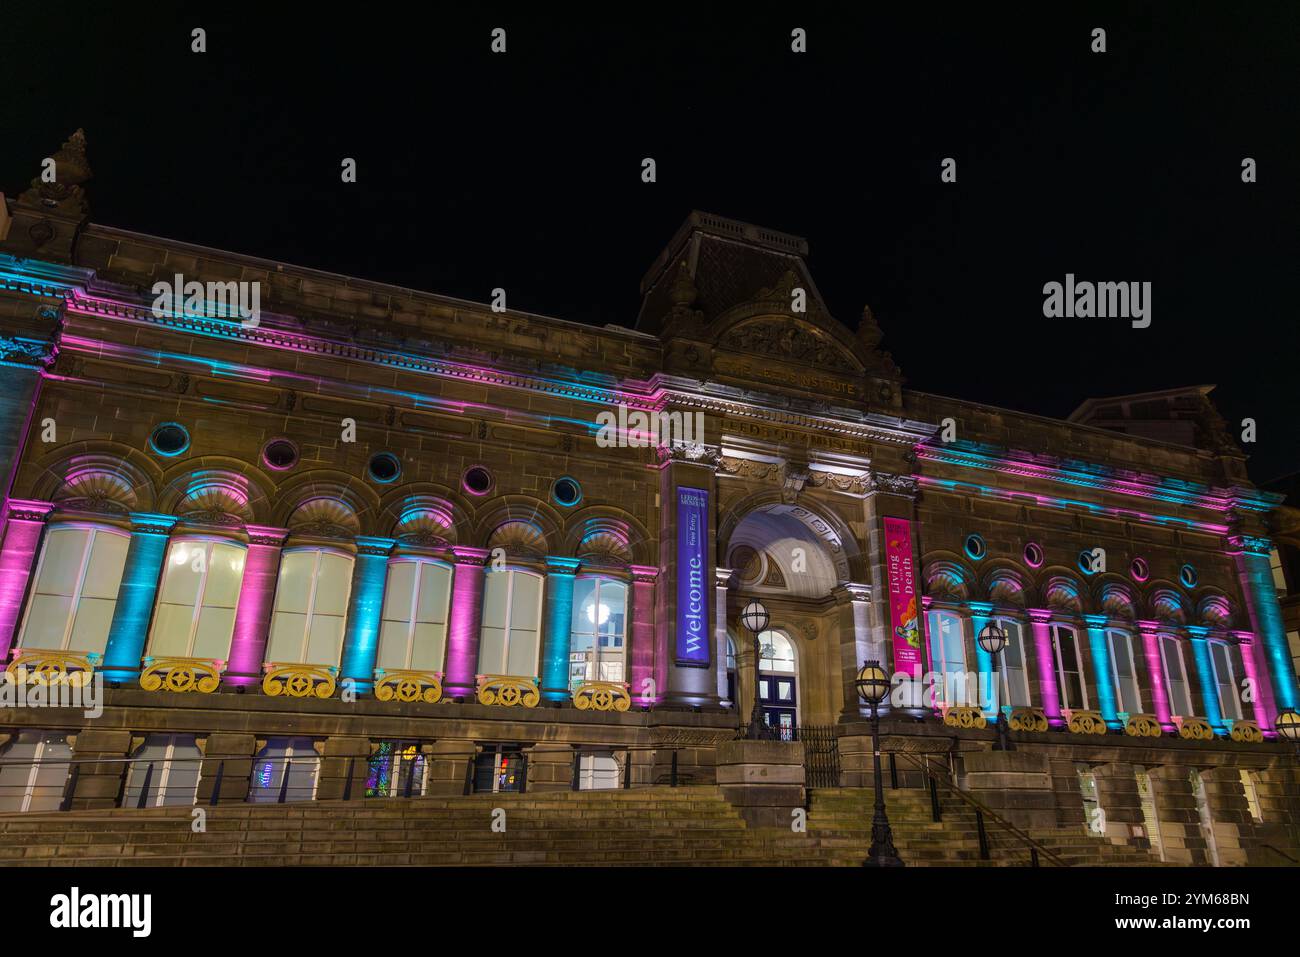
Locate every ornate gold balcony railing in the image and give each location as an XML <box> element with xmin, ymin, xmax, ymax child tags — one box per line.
<box><xmin>1228</xmin><ymin>719</ymin><xmax>1264</xmax><ymax>743</ymax></box>
<box><xmin>262</xmin><ymin>662</ymin><xmax>338</xmax><ymax>699</ymax></box>
<box><xmin>1175</xmin><ymin>716</ymin><xmax>1215</xmax><ymax>741</ymax></box>
<box><xmin>941</xmin><ymin>705</ymin><xmax>987</xmax><ymax>730</ymax></box>
<box><xmin>1064</xmin><ymin>708</ymin><xmax>1108</xmax><ymax>735</ymax></box>
<box><xmin>374</xmin><ymin>668</ymin><xmax>443</xmax><ymax>704</ymax></box>
<box><xmin>5</xmin><ymin>649</ymin><xmax>99</xmax><ymax>686</ymax></box>
<box><xmin>573</xmin><ymin>680</ymin><xmax>631</xmax><ymax>712</ymax></box>
<box><xmin>475</xmin><ymin>674</ymin><xmax>540</xmax><ymax>708</ymax></box>
<box><xmin>140</xmin><ymin>656</ymin><xmax>224</xmax><ymax>693</ymax></box>
<box><xmin>1123</xmin><ymin>714</ymin><xmax>1163</xmax><ymax>738</ymax></box>
<box><xmin>1008</xmin><ymin>706</ymin><xmax>1048</xmax><ymax>732</ymax></box>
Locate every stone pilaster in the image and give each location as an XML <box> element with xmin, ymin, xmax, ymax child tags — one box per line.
<box><xmin>67</xmin><ymin>728</ymin><xmax>132</xmax><ymax>810</ymax></box>
<box><xmin>834</xmin><ymin>583</ymin><xmax>872</xmax><ymax>720</ymax></box>
<box><xmin>425</xmin><ymin>739</ymin><xmax>479</xmax><ymax>796</ymax></box>
<box><xmin>315</xmin><ymin>735</ymin><xmax>371</xmax><ymax>801</ymax></box>
<box><xmin>196</xmin><ymin>732</ymin><xmax>257</xmax><ymax>804</ymax></box>
<box><xmin>524</xmin><ymin>742</ymin><xmax>575</xmax><ymax>792</ymax></box>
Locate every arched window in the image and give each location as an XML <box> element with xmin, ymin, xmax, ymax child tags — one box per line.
<box><xmin>756</xmin><ymin>629</ymin><xmax>798</xmax><ymax>737</ymax></box>
<box><xmin>266</xmin><ymin>549</ymin><xmax>355</xmax><ymax>665</ymax></box>
<box><xmin>758</xmin><ymin>630</ymin><xmax>796</xmax><ymax>674</ymax></box>
<box><xmin>17</xmin><ymin>525</ymin><xmax>129</xmax><ymax>655</ymax></box>
<box><xmin>1106</xmin><ymin>628</ymin><xmax>1142</xmax><ymax>715</ymax></box>
<box><xmin>1159</xmin><ymin>634</ymin><xmax>1193</xmax><ymax>717</ymax></box>
<box><xmin>926</xmin><ymin>609</ymin><xmax>969</xmax><ymax>705</ymax></box>
<box><xmin>1209</xmin><ymin>640</ymin><xmax>1243</xmax><ymax>722</ymax></box>
<box><xmin>992</xmin><ymin>618</ymin><xmax>1031</xmax><ymax>708</ymax></box>
<box><xmin>376</xmin><ymin>559</ymin><xmax>452</xmax><ymax>672</ymax></box>
<box><xmin>569</xmin><ymin>577</ymin><xmax>627</xmax><ymax>688</ymax></box>
<box><xmin>479</xmin><ymin>569</ymin><xmax>543</xmax><ymax>677</ymax></box>
<box><xmin>148</xmin><ymin>539</ymin><xmax>246</xmax><ymax>659</ymax></box>
<box><xmin>1050</xmin><ymin>623</ymin><xmax>1088</xmax><ymax>710</ymax></box>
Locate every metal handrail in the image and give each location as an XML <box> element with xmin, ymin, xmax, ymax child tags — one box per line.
<box><xmin>1260</xmin><ymin>843</ymin><xmax>1299</xmax><ymax>865</ymax></box>
<box><xmin>892</xmin><ymin>750</ymin><xmax>1068</xmax><ymax>867</ymax></box>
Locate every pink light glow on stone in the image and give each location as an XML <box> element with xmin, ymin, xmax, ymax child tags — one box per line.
<box><xmin>225</xmin><ymin>526</ymin><xmax>287</xmax><ymax>686</ymax></box>
<box><xmin>445</xmin><ymin>547</ymin><xmax>490</xmax><ymax>698</ymax></box>
<box><xmin>0</xmin><ymin>501</ymin><xmax>53</xmax><ymax>662</ymax></box>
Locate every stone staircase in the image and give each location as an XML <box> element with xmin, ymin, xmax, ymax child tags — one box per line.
<box><xmin>0</xmin><ymin>785</ymin><xmax>1165</xmax><ymax>867</ymax></box>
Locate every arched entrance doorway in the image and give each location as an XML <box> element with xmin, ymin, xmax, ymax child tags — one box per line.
<box><xmin>757</xmin><ymin>629</ymin><xmax>799</xmax><ymax>738</ymax></box>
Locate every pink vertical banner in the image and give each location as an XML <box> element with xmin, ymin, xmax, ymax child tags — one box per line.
<box><xmin>883</xmin><ymin>517</ymin><xmax>922</xmax><ymax>679</ymax></box>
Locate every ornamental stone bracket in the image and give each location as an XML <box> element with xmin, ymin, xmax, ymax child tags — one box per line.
<box><xmin>1123</xmin><ymin>713</ymin><xmax>1163</xmax><ymax>738</ymax></box>
<box><xmin>475</xmin><ymin>674</ymin><xmax>540</xmax><ymax>708</ymax></box>
<box><xmin>262</xmin><ymin>662</ymin><xmax>338</xmax><ymax>699</ymax></box>
<box><xmin>5</xmin><ymin>649</ymin><xmax>99</xmax><ymax>686</ymax></box>
<box><xmin>572</xmin><ymin>680</ymin><xmax>632</xmax><ymax>712</ymax></box>
<box><xmin>1063</xmin><ymin>708</ymin><xmax>1108</xmax><ymax>735</ymax></box>
<box><xmin>1174</xmin><ymin>716</ymin><xmax>1215</xmax><ymax>741</ymax></box>
<box><xmin>1227</xmin><ymin>719</ymin><xmax>1264</xmax><ymax>743</ymax></box>
<box><xmin>865</xmin><ymin>471</ymin><xmax>918</xmax><ymax>499</ymax></box>
<box><xmin>139</xmin><ymin>656</ymin><xmax>224</xmax><ymax>693</ymax></box>
<box><xmin>1008</xmin><ymin>707</ymin><xmax>1049</xmax><ymax>732</ymax></box>
<box><xmin>656</xmin><ymin>442</ymin><xmax>722</xmax><ymax>469</ymax></box>
<box><xmin>942</xmin><ymin>705</ymin><xmax>987</xmax><ymax>730</ymax></box>
<box><xmin>373</xmin><ymin>668</ymin><xmax>443</xmax><ymax>704</ymax></box>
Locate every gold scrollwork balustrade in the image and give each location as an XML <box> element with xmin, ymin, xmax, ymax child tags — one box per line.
<box><xmin>374</xmin><ymin>669</ymin><xmax>443</xmax><ymax>704</ymax></box>
<box><xmin>573</xmin><ymin>680</ymin><xmax>631</xmax><ymax>712</ymax></box>
<box><xmin>5</xmin><ymin>650</ymin><xmax>99</xmax><ymax>687</ymax></box>
<box><xmin>140</xmin><ymin>656</ymin><xmax>224</xmax><ymax>693</ymax></box>
<box><xmin>1176</xmin><ymin>716</ymin><xmax>1215</xmax><ymax>741</ymax></box>
<box><xmin>1228</xmin><ymin>719</ymin><xmax>1264</xmax><ymax>744</ymax></box>
<box><xmin>1065</xmin><ymin>709</ymin><xmax>1108</xmax><ymax>735</ymax></box>
<box><xmin>475</xmin><ymin>674</ymin><xmax>540</xmax><ymax>708</ymax></box>
<box><xmin>262</xmin><ymin>662</ymin><xmax>338</xmax><ymax>699</ymax></box>
<box><xmin>1124</xmin><ymin>714</ymin><xmax>1163</xmax><ymax>738</ymax></box>
<box><xmin>1008</xmin><ymin>707</ymin><xmax>1048</xmax><ymax>733</ymax></box>
<box><xmin>942</xmin><ymin>705</ymin><xmax>987</xmax><ymax>730</ymax></box>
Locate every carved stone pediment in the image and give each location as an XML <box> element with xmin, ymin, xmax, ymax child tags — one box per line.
<box><xmin>717</xmin><ymin>318</ymin><xmax>859</xmax><ymax>373</ymax></box>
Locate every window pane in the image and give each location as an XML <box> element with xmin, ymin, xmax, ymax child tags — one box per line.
<box><xmin>506</xmin><ymin>626</ymin><xmax>538</xmax><ymax>676</ymax></box>
<box><xmin>312</xmin><ymin>554</ymin><xmax>353</xmax><ymax>616</ymax></box>
<box><xmin>482</xmin><ymin>572</ymin><xmax>508</xmax><ymax>629</ymax></box>
<box><xmin>510</xmin><ymin>573</ymin><xmax>542</xmax><ymax>632</ymax></box>
<box><xmin>273</xmin><ymin>552</ymin><xmax>314</xmax><ymax>615</ymax></box>
<box><xmin>306</xmin><ymin>614</ymin><xmax>344</xmax><ymax>665</ymax></box>
<box><xmin>67</xmin><ymin>597</ymin><xmax>115</xmax><ymax>655</ymax></box>
<box><xmin>36</xmin><ymin>528</ymin><xmax>90</xmax><ymax>597</ymax></box>
<box><xmin>267</xmin><ymin>612</ymin><xmax>307</xmax><ymax>662</ymax></box>
<box><xmin>479</xmin><ymin>626</ymin><xmax>506</xmax><ymax>673</ymax></box>
<box><xmin>415</xmin><ymin>564</ymin><xmax>450</xmax><ymax>624</ymax></box>
<box><xmin>410</xmin><ymin>622</ymin><xmax>446</xmax><ymax>671</ymax></box>
<box><xmin>193</xmin><ymin>606</ymin><xmax>236</xmax><ymax>659</ymax></box>
<box><xmin>81</xmin><ymin>531</ymin><xmax>128</xmax><ymax>599</ymax></box>
<box><xmin>204</xmin><ymin>543</ymin><xmax>245</xmax><ymax>607</ymax></box>
<box><xmin>21</xmin><ymin>595</ymin><xmax>74</xmax><ymax>649</ymax></box>
<box><xmin>381</xmin><ymin>562</ymin><xmax>417</xmax><ymax>622</ymax></box>
<box><xmin>571</xmin><ymin>578</ymin><xmax>597</xmax><ymax>636</ymax></box>
<box><xmin>159</xmin><ymin>544</ymin><xmax>204</xmax><ymax>606</ymax></box>
<box><xmin>376</xmin><ymin>620</ymin><xmax>409</xmax><ymax>670</ymax></box>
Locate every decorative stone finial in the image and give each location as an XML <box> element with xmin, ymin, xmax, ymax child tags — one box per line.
<box><xmin>669</xmin><ymin>260</ymin><xmax>697</xmax><ymax>310</ymax></box>
<box><xmin>19</xmin><ymin>129</ymin><xmax>92</xmax><ymax>216</ymax></box>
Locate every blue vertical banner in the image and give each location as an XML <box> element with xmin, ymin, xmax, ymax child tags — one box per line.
<box><xmin>675</xmin><ymin>486</ymin><xmax>709</xmax><ymax>665</ymax></box>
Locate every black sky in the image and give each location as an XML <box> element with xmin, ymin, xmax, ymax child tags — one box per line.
<box><xmin>3</xmin><ymin>3</ymin><xmax>1297</xmax><ymax>481</ymax></box>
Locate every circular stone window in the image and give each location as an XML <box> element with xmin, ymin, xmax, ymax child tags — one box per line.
<box><xmin>463</xmin><ymin>466</ymin><xmax>494</xmax><ymax>496</ymax></box>
<box><xmin>963</xmin><ymin>534</ymin><xmax>986</xmax><ymax>561</ymax></box>
<box><xmin>552</xmin><ymin>476</ymin><xmax>582</xmax><ymax>507</ymax></box>
<box><xmin>1130</xmin><ymin>557</ymin><xmax>1150</xmax><ymax>582</ymax></box>
<box><xmin>367</xmin><ymin>452</ymin><xmax>402</xmax><ymax>484</ymax></box>
<box><xmin>1078</xmin><ymin>549</ymin><xmax>1101</xmax><ymax>575</ymax></box>
<box><xmin>1179</xmin><ymin>563</ymin><xmax>1198</xmax><ymax>588</ymax></box>
<box><xmin>262</xmin><ymin>438</ymin><xmax>300</xmax><ymax>471</ymax></box>
<box><xmin>148</xmin><ymin>422</ymin><xmax>190</xmax><ymax>457</ymax></box>
<box><xmin>1023</xmin><ymin>542</ymin><xmax>1044</xmax><ymax>568</ymax></box>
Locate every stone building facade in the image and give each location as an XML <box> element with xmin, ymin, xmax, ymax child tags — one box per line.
<box><xmin>0</xmin><ymin>133</ymin><xmax>1296</xmax><ymax>864</ymax></box>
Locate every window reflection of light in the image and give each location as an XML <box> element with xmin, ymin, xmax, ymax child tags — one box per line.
<box><xmin>171</xmin><ymin>547</ymin><xmax>189</xmax><ymax>566</ymax></box>
<box><xmin>586</xmin><ymin>602</ymin><xmax>610</xmax><ymax>626</ymax></box>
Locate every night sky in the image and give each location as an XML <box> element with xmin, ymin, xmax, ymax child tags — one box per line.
<box><xmin>3</xmin><ymin>4</ymin><xmax>1297</xmax><ymax>482</ymax></box>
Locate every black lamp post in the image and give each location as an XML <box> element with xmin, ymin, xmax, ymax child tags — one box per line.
<box><xmin>1277</xmin><ymin>708</ymin><xmax>1300</xmax><ymax>760</ymax></box>
<box><xmin>740</xmin><ymin>600</ymin><xmax>770</xmax><ymax>740</ymax></box>
<box><xmin>976</xmin><ymin>621</ymin><xmax>1014</xmax><ymax>752</ymax></box>
<box><xmin>855</xmin><ymin>660</ymin><xmax>903</xmax><ymax>867</ymax></box>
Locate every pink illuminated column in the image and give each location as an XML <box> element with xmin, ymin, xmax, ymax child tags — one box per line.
<box><xmin>225</xmin><ymin>525</ymin><xmax>289</xmax><ymax>687</ymax></box>
<box><xmin>1028</xmin><ymin>609</ymin><xmax>1063</xmax><ymax>727</ymax></box>
<box><xmin>1236</xmin><ymin>630</ymin><xmax>1278</xmax><ymax>736</ymax></box>
<box><xmin>630</xmin><ymin>565</ymin><xmax>659</xmax><ymax>706</ymax></box>
<box><xmin>444</xmin><ymin>547</ymin><xmax>489</xmax><ymax>700</ymax></box>
<box><xmin>1137</xmin><ymin>619</ymin><xmax>1173</xmax><ymax>731</ymax></box>
<box><xmin>0</xmin><ymin>500</ymin><xmax>53</xmax><ymax>662</ymax></box>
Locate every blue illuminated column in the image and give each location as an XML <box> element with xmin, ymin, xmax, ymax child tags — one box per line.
<box><xmin>339</xmin><ymin>537</ymin><xmax>395</xmax><ymax>694</ymax></box>
<box><xmin>540</xmin><ymin>557</ymin><xmax>580</xmax><ymax>702</ymax></box>
<box><xmin>1230</xmin><ymin>535</ymin><xmax>1298</xmax><ymax>721</ymax></box>
<box><xmin>968</xmin><ymin>603</ymin><xmax>996</xmax><ymax>718</ymax></box>
<box><xmin>1084</xmin><ymin>614</ymin><xmax>1120</xmax><ymax>729</ymax></box>
<box><xmin>1186</xmin><ymin>626</ymin><xmax>1224</xmax><ymax>734</ymax></box>
<box><xmin>102</xmin><ymin>513</ymin><xmax>178</xmax><ymax>680</ymax></box>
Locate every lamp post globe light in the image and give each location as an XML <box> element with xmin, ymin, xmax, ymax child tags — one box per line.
<box><xmin>1277</xmin><ymin>708</ymin><xmax>1300</xmax><ymax>759</ymax></box>
<box><xmin>976</xmin><ymin>621</ymin><xmax>1014</xmax><ymax>752</ymax></box>
<box><xmin>855</xmin><ymin>660</ymin><xmax>903</xmax><ymax>867</ymax></box>
<box><xmin>740</xmin><ymin>600</ymin><xmax>770</xmax><ymax>740</ymax></box>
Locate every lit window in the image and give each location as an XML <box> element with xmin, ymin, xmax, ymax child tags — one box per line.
<box><xmin>1106</xmin><ymin>628</ymin><xmax>1143</xmax><ymax>715</ymax></box>
<box><xmin>478</xmin><ymin>569</ymin><xmax>543</xmax><ymax>677</ymax></box>
<box><xmin>1051</xmin><ymin>623</ymin><xmax>1088</xmax><ymax>710</ymax></box>
<box><xmin>1209</xmin><ymin>641</ymin><xmax>1243</xmax><ymax>722</ymax></box>
<box><xmin>1159</xmin><ymin>634</ymin><xmax>1193</xmax><ymax>717</ymax></box>
<box><xmin>0</xmin><ymin>731</ymin><xmax>72</xmax><ymax>813</ymax></box>
<box><xmin>576</xmin><ymin>751</ymin><xmax>621</xmax><ymax>790</ymax></box>
<box><xmin>266</xmin><ymin>549</ymin><xmax>355</xmax><ymax>665</ymax></box>
<box><xmin>366</xmin><ymin>741</ymin><xmax>426</xmax><ymax>798</ymax></box>
<box><xmin>993</xmin><ymin>618</ymin><xmax>1031</xmax><ymax>708</ymax></box>
<box><xmin>122</xmin><ymin>734</ymin><xmax>202</xmax><ymax>808</ymax></box>
<box><xmin>1240</xmin><ymin>770</ymin><xmax>1263</xmax><ymax>823</ymax></box>
<box><xmin>376</xmin><ymin>559</ymin><xmax>451</xmax><ymax>672</ymax></box>
<box><xmin>148</xmin><ymin>539</ymin><xmax>246</xmax><ymax>659</ymax></box>
<box><xmin>250</xmin><ymin>737</ymin><xmax>318</xmax><ymax>803</ymax></box>
<box><xmin>926</xmin><ymin>610</ymin><xmax>970</xmax><ymax>706</ymax></box>
<box><xmin>569</xmin><ymin>577</ymin><xmax>627</xmax><ymax>689</ymax></box>
<box><xmin>17</xmin><ymin>526</ymin><xmax>129</xmax><ymax>655</ymax></box>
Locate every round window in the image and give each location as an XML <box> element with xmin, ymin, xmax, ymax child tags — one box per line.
<box><xmin>552</xmin><ymin>476</ymin><xmax>582</xmax><ymax>507</ymax></box>
<box><xmin>149</xmin><ymin>422</ymin><xmax>190</xmax><ymax>457</ymax></box>
<box><xmin>367</xmin><ymin>452</ymin><xmax>402</xmax><ymax>484</ymax></box>
<box><xmin>1179</xmin><ymin>563</ymin><xmax>1198</xmax><ymax>588</ymax></box>
<box><xmin>1130</xmin><ymin>557</ymin><xmax>1150</xmax><ymax>582</ymax></box>
<box><xmin>1023</xmin><ymin>542</ymin><xmax>1044</xmax><ymax>568</ymax></box>
<box><xmin>262</xmin><ymin>438</ymin><xmax>299</xmax><ymax>471</ymax></box>
<box><xmin>463</xmin><ymin>466</ymin><xmax>494</xmax><ymax>496</ymax></box>
<box><xmin>964</xmin><ymin>534</ymin><xmax>986</xmax><ymax>561</ymax></box>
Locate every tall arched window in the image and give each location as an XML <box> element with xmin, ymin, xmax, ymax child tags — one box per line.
<box><xmin>991</xmin><ymin>618</ymin><xmax>1031</xmax><ymax>708</ymax></box>
<box><xmin>757</xmin><ymin>629</ymin><xmax>798</xmax><ymax>737</ymax></box>
<box><xmin>1209</xmin><ymin>640</ymin><xmax>1243</xmax><ymax>722</ymax></box>
<box><xmin>266</xmin><ymin>549</ymin><xmax>355</xmax><ymax>665</ymax></box>
<box><xmin>376</xmin><ymin>559</ymin><xmax>452</xmax><ymax>672</ymax></box>
<box><xmin>1050</xmin><ymin>623</ymin><xmax>1089</xmax><ymax>710</ymax></box>
<box><xmin>17</xmin><ymin>525</ymin><xmax>129</xmax><ymax>655</ymax></box>
<box><xmin>569</xmin><ymin>577</ymin><xmax>627</xmax><ymax>688</ymax></box>
<box><xmin>1106</xmin><ymin>628</ymin><xmax>1142</xmax><ymax>715</ymax></box>
<box><xmin>479</xmin><ymin>569</ymin><xmax>543</xmax><ymax>677</ymax></box>
<box><xmin>148</xmin><ymin>539</ymin><xmax>246</xmax><ymax>659</ymax></box>
<box><xmin>926</xmin><ymin>609</ymin><xmax>969</xmax><ymax>706</ymax></box>
<box><xmin>1159</xmin><ymin>634</ymin><xmax>1193</xmax><ymax>717</ymax></box>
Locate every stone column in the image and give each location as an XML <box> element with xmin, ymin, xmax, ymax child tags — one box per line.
<box><xmin>443</xmin><ymin>546</ymin><xmax>489</xmax><ymax>701</ymax></box>
<box><xmin>1230</xmin><ymin>534</ymin><xmax>1299</xmax><ymax>722</ymax></box>
<box><xmin>1092</xmin><ymin>762</ymin><xmax>1144</xmax><ymax>845</ymax></box>
<box><xmin>102</xmin><ymin>513</ymin><xmax>178</xmax><ymax>681</ymax></box>
<box><xmin>0</xmin><ymin>499</ymin><xmax>52</xmax><ymax>661</ymax></box>
<box><xmin>1137</xmin><ymin>619</ymin><xmax>1174</xmax><ymax>731</ymax></box>
<box><xmin>629</xmin><ymin>565</ymin><xmax>658</xmax><ymax>706</ymax></box>
<box><xmin>835</xmin><ymin>583</ymin><xmax>872</xmax><ymax>719</ymax></box>
<box><xmin>538</xmin><ymin>556</ymin><xmax>579</xmax><ymax>702</ymax></box>
<box><xmin>196</xmin><ymin>732</ymin><xmax>257</xmax><ymax>804</ymax></box>
<box><xmin>655</xmin><ymin>444</ymin><xmax>720</xmax><ymax>708</ymax></box>
<box><xmin>1237</xmin><ymin>632</ymin><xmax>1277</xmax><ymax>737</ymax></box>
<box><xmin>714</xmin><ymin>567</ymin><xmax>732</xmax><ymax>705</ymax></box>
<box><xmin>1028</xmin><ymin>609</ymin><xmax>1063</xmax><ymax>726</ymax></box>
<box><xmin>226</xmin><ymin>525</ymin><xmax>288</xmax><ymax>687</ymax></box>
<box><xmin>67</xmin><ymin>728</ymin><xmax>133</xmax><ymax>810</ymax></box>
<box><xmin>426</xmin><ymin>739</ymin><xmax>479</xmax><ymax>796</ymax></box>
<box><xmin>1146</xmin><ymin>765</ymin><xmax>1211</xmax><ymax>865</ymax></box>
<box><xmin>1186</xmin><ymin>626</ymin><xmax>1224</xmax><ymax>733</ymax></box>
<box><xmin>1084</xmin><ymin>614</ymin><xmax>1120</xmax><ymax>728</ymax></box>
<box><xmin>524</xmin><ymin>743</ymin><xmax>575</xmax><ymax>792</ymax></box>
<box><xmin>316</xmin><ymin>736</ymin><xmax>371</xmax><ymax>801</ymax></box>
<box><xmin>339</xmin><ymin>536</ymin><xmax>395</xmax><ymax>693</ymax></box>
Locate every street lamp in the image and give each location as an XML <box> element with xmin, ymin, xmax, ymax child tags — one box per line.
<box><xmin>740</xmin><ymin>600</ymin><xmax>770</xmax><ymax>740</ymax></box>
<box><xmin>1277</xmin><ymin>708</ymin><xmax>1300</xmax><ymax>759</ymax></box>
<box><xmin>976</xmin><ymin>621</ymin><xmax>1014</xmax><ymax>752</ymax></box>
<box><xmin>855</xmin><ymin>660</ymin><xmax>903</xmax><ymax>867</ymax></box>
